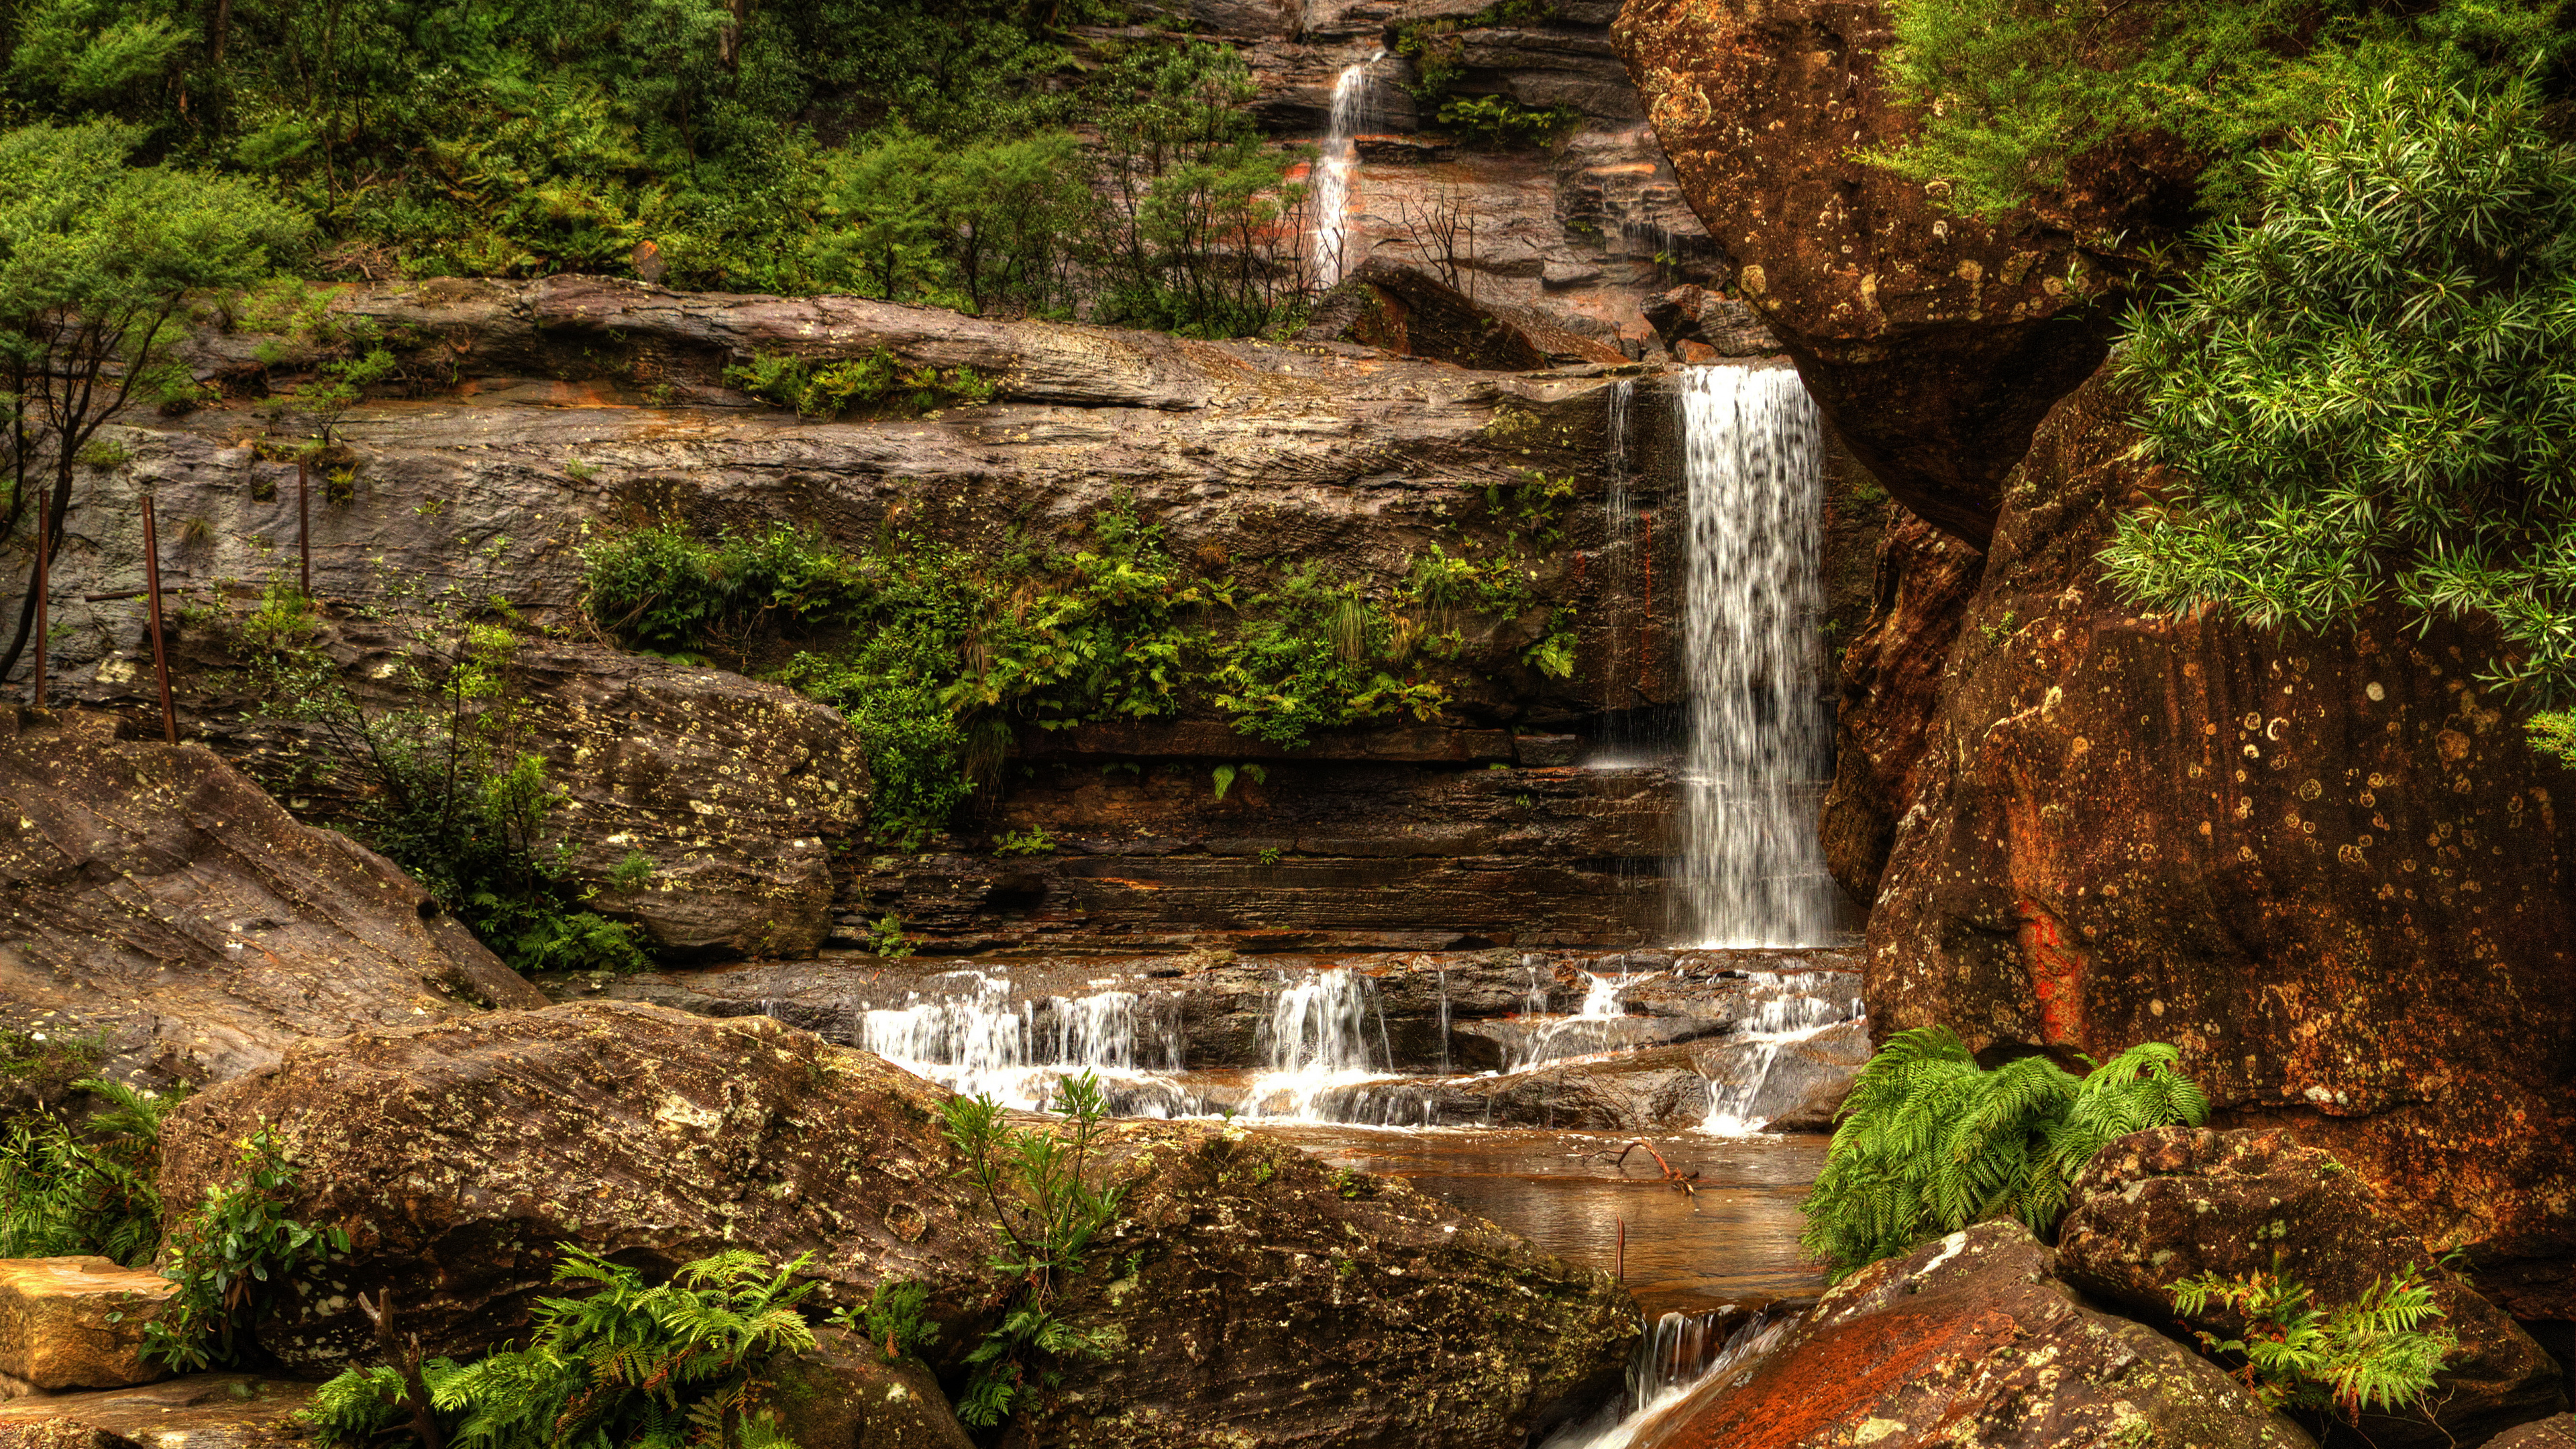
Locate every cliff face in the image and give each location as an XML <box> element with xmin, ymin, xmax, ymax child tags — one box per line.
<box><xmin>1617</xmin><ymin>0</ymin><xmax>2576</xmax><ymax>1327</ymax></box>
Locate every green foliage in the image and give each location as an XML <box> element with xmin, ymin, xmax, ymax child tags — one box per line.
<box><xmin>582</xmin><ymin>520</ymin><xmax>865</xmax><ymax>656</ymax></box>
<box><xmin>863</xmin><ymin>914</ymin><xmax>914</xmax><ymax>959</ymax></box>
<box><xmin>146</xmin><ymin>1128</ymin><xmax>350</xmax><ymax>1373</ymax></box>
<box><xmin>2531</xmin><ymin>710</ymin><xmax>2576</xmax><ymax>766</ymax></box>
<box><xmin>1393</xmin><ymin>2</ymin><xmax>1556</xmax><ymax>102</ymax></box>
<box><xmin>828</xmin><ymin>1279</ymin><xmax>936</xmax><ymax>1364</ymax></box>
<box><xmin>991</xmin><ymin>826</ymin><xmax>1056</xmax><ymax>856</ymax></box>
<box><xmin>722</xmin><ymin>349</ymin><xmax>995</xmax><ymax>419</ymax></box>
<box><xmin>1799</xmin><ymin>1026</ymin><xmax>2210</xmax><ymax>1280</ymax></box>
<box><xmin>608</xmin><ymin>850</ymin><xmax>657</xmax><ymax>890</ymax></box>
<box><xmin>1860</xmin><ymin>0</ymin><xmax>2569</xmax><ymax>217</ymax></box>
<box><xmin>2106</xmin><ymin>78</ymin><xmax>2576</xmax><ymax>704</ymax></box>
<box><xmin>1209</xmin><ymin>761</ymin><xmax>1265</xmax><ymax>801</ymax></box>
<box><xmin>938</xmin><ymin>1073</ymin><xmax>1125</xmax><ymax>1429</ymax></box>
<box><xmin>248</xmin><ymin>567</ymin><xmax>649</xmax><ymax>976</ymax></box>
<box><xmin>1433</xmin><ymin>95</ymin><xmax>1580</xmax><ymax>150</ymax></box>
<box><xmin>0</xmin><ymin>1075</ymin><xmax>180</xmax><ymax>1266</ymax></box>
<box><xmin>2173</xmin><ymin>1263</ymin><xmax>2459</xmax><ymax>1423</ymax></box>
<box><xmin>311</xmin><ymin>1249</ymin><xmax>819</xmax><ymax>1449</ymax></box>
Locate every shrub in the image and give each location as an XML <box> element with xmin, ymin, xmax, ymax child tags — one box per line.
<box><xmin>722</xmin><ymin>349</ymin><xmax>995</xmax><ymax>420</ymax></box>
<box><xmin>1799</xmin><ymin>1026</ymin><xmax>2210</xmax><ymax>1279</ymax></box>
<box><xmin>311</xmin><ymin>1250</ymin><xmax>820</xmax><ymax>1449</ymax></box>
<box><xmin>2174</xmin><ymin>1263</ymin><xmax>2459</xmax><ymax>1424</ymax></box>
<box><xmin>0</xmin><ymin>1076</ymin><xmax>180</xmax><ymax>1266</ymax></box>
<box><xmin>2106</xmin><ymin>78</ymin><xmax>2576</xmax><ymax>704</ymax></box>
<box><xmin>1433</xmin><ymin>95</ymin><xmax>1580</xmax><ymax>150</ymax></box>
<box><xmin>145</xmin><ymin>1128</ymin><xmax>350</xmax><ymax>1373</ymax></box>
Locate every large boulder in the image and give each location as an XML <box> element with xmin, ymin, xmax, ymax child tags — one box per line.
<box><xmin>2486</xmin><ymin>1416</ymin><xmax>2576</xmax><ymax>1448</ymax></box>
<box><xmin>766</xmin><ymin>1326</ymin><xmax>973</xmax><ymax>1449</ymax></box>
<box><xmin>2058</xmin><ymin>1127</ymin><xmax>2569</xmax><ymax>1447</ymax></box>
<box><xmin>154</xmin><ymin>1004</ymin><xmax>1640</xmax><ymax>1447</ymax></box>
<box><xmin>0</xmin><ymin>709</ymin><xmax>545</xmax><ymax>1083</ymax></box>
<box><xmin>1638</xmin><ymin>1220</ymin><xmax>2314</xmax><ymax>1449</ymax></box>
<box><xmin>1614</xmin><ymin>0</ymin><xmax>2191</xmax><ymax>544</ymax></box>
<box><xmin>1854</xmin><ymin>370</ymin><xmax>2576</xmax><ymax>1322</ymax></box>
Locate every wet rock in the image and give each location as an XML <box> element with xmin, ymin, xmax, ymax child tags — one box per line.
<box><xmin>1615</xmin><ymin>0</ymin><xmax>2194</xmax><ymax>545</ymax></box>
<box><xmin>0</xmin><ymin>1260</ymin><xmax>172</xmax><ymax>1392</ymax></box>
<box><xmin>1301</xmin><ymin>1044</ymin><xmax>1713</xmax><ymax>1131</ymax></box>
<box><xmin>1857</xmin><ymin>370</ymin><xmax>2576</xmax><ymax>1321</ymax></box>
<box><xmin>2485</xmin><ymin>1415</ymin><xmax>2576</xmax><ymax>1448</ymax></box>
<box><xmin>1690</xmin><ymin>1018</ymin><xmax>1869</xmax><ymax>1132</ymax></box>
<box><xmin>1298</xmin><ymin>262</ymin><xmax>1629</xmax><ymax>369</ymax></box>
<box><xmin>1448</xmin><ymin>1012</ymin><xmax>1726</xmax><ymax>1072</ymax></box>
<box><xmin>2058</xmin><ymin>1126</ymin><xmax>2569</xmax><ymax>1448</ymax></box>
<box><xmin>1023</xmin><ymin>1123</ymin><xmax>1639</xmax><ymax>1448</ymax></box>
<box><xmin>0</xmin><ymin>1376</ymin><xmax>311</xmax><ymax>1449</ymax></box>
<box><xmin>0</xmin><ymin>709</ymin><xmax>545</xmax><ymax>1083</ymax></box>
<box><xmin>1639</xmin><ymin>286</ymin><xmax>1778</xmax><ymax>358</ymax></box>
<box><xmin>1817</xmin><ymin>508</ymin><xmax>1984</xmax><ymax>901</ymax></box>
<box><xmin>1641</xmin><ymin>1220</ymin><xmax>2314</xmax><ymax>1449</ymax></box>
<box><xmin>766</xmin><ymin>1328</ymin><xmax>973</xmax><ymax>1449</ymax></box>
<box><xmin>152</xmin><ymin>1002</ymin><xmax>1000</xmax><ymax>1374</ymax></box>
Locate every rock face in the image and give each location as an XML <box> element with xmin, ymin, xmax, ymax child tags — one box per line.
<box><xmin>1299</xmin><ymin>263</ymin><xmax>1629</xmax><ymax>369</ymax></box>
<box><xmin>2057</xmin><ymin>1127</ymin><xmax>2569</xmax><ymax>1448</ymax></box>
<box><xmin>1613</xmin><ymin>0</ymin><xmax>2187</xmax><ymax>543</ymax></box>
<box><xmin>154</xmin><ymin>1003</ymin><xmax>1640</xmax><ymax>1447</ymax></box>
<box><xmin>2487</xmin><ymin>1416</ymin><xmax>2576</xmax><ymax>1448</ymax></box>
<box><xmin>1640</xmin><ymin>1220</ymin><xmax>2312</xmax><ymax>1449</ymax></box>
<box><xmin>166</xmin><ymin>620</ymin><xmax>871</xmax><ymax>961</ymax></box>
<box><xmin>1852</xmin><ymin>372</ymin><xmax>2576</xmax><ymax>1323</ymax></box>
<box><xmin>0</xmin><ymin>1260</ymin><xmax>173</xmax><ymax>1392</ymax></box>
<box><xmin>0</xmin><ymin>1376</ymin><xmax>311</xmax><ymax>1449</ymax></box>
<box><xmin>153</xmin><ymin>1002</ymin><xmax>1000</xmax><ymax>1375</ymax></box>
<box><xmin>0</xmin><ymin>709</ymin><xmax>546</xmax><ymax>1083</ymax></box>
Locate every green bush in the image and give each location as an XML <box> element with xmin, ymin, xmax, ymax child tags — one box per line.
<box><xmin>145</xmin><ymin>1128</ymin><xmax>350</xmax><ymax>1373</ymax></box>
<box><xmin>0</xmin><ymin>1076</ymin><xmax>180</xmax><ymax>1267</ymax></box>
<box><xmin>2174</xmin><ymin>1263</ymin><xmax>2459</xmax><ymax>1424</ymax></box>
<box><xmin>582</xmin><ymin>521</ymin><xmax>865</xmax><ymax>655</ymax></box>
<box><xmin>2532</xmin><ymin>711</ymin><xmax>2576</xmax><ymax>766</ymax></box>
<box><xmin>1433</xmin><ymin>95</ymin><xmax>1580</xmax><ymax>150</ymax></box>
<box><xmin>722</xmin><ymin>349</ymin><xmax>996</xmax><ymax>419</ymax></box>
<box><xmin>1799</xmin><ymin>1026</ymin><xmax>2209</xmax><ymax>1280</ymax></box>
<box><xmin>2106</xmin><ymin>78</ymin><xmax>2576</xmax><ymax>704</ymax></box>
<box><xmin>311</xmin><ymin>1250</ymin><xmax>820</xmax><ymax>1449</ymax></box>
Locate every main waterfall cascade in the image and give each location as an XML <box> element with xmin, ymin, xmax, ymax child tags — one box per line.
<box><xmin>1309</xmin><ymin>54</ymin><xmax>1380</xmax><ymax>288</ymax></box>
<box><xmin>1676</xmin><ymin>366</ymin><xmax>1842</xmax><ymax>948</ymax></box>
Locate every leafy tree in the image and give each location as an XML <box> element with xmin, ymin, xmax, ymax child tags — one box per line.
<box><xmin>1860</xmin><ymin>0</ymin><xmax>2570</xmax><ymax>217</ymax></box>
<box><xmin>1799</xmin><ymin>1026</ymin><xmax>2210</xmax><ymax>1280</ymax></box>
<box><xmin>2104</xmin><ymin>78</ymin><xmax>2576</xmax><ymax>703</ymax></box>
<box><xmin>0</xmin><ymin>120</ymin><xmax>306</xmax><ymax>690</ymax></box>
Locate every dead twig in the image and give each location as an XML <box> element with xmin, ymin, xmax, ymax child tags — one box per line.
<box><xmin>356</xmin><ymin>1289</ymin><xmax>445</xmax><ymax>1449</ymax></box>
<box><xmin>1595</xmin><ymin>1138</ymin><xmax>1701</xmax><ymax>1197</ymax></box>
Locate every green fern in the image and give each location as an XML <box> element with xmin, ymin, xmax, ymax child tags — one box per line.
<box><xmin>312</xmin><ymin>1250</ymin><xmax>824</xmax><ymax>1449</ymax></box>
<box><xmin>2173</xmin><ymin>1263</ymin><xmax>2459</xmax><ymax>1423</ymax></box>
<box><xmin>1799</xmin><ymin>1027</ymin><xmax>2209</xmax><ymax>1279</ymax></box>
<box><xmin>0</xmin><ymin>1076</ymin><xmax>183</xmax><ymax>1266</ymax></box>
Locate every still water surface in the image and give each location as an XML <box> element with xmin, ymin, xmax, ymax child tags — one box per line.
<box><xmin>1256</xmin><ymin>1124</ymin><xmax>1831</xmax><ymax>1315</ymax></box>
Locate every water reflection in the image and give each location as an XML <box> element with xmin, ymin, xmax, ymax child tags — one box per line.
<box><xmin>1255</xmin><ymin>1124</ymin><xmax>1829</xmax><ymax>1313</ymax></box>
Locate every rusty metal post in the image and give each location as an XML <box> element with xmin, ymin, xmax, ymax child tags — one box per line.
<box><xmin>1615</xmin><ymin>1218</ymin><xmax>1625</xmax><ymax>1283</ymax></box>
<box><xmin>140</xmin><ymin>495</ymin><xmax>176</xmax><ymax>745</ymax></box>
<box><xmin>30</xmin><ymin>500</ymin><xmax>46</xmax><ymax>708</ymax></box>
<box><xmin>298</xmin><ymin>456</ymin><xmax>311</xmax><ymax>598</ymax></box>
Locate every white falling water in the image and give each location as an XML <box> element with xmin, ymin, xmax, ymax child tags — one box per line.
<box><xmin>857</xmin><ymin>969</ymin><xmax>1185</xmax><ymax>1113</ymax></box>
<box><xmin>1701</xmin><ymin>971</ymin><xmax>1863</xmax><ymax>1135</ymax></box>
<box><xmin>1240</xmin><ymin>968</ymin><xmax>1397</xmax><ymax>1119</ymax></box>
<box><xmin>1310</xmin><ymin>54</ymin><xmax>1381</xmax><ymax>288</ymax></box>
<box><xmin>1542</xmin><ymin>1309</ymin><xmax>1793</xmax><ymax>1449</ymax></box>
<box><xmin>1676</xmin><ymin>365</ymin><xmax>1837</xmax><ymax>947</ymax></box>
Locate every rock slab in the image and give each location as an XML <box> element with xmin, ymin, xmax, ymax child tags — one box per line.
<box><xmin>0</xmin><ymin>1260</ymin><xmax>172</xmax><ymax>1393</ymax></box>
<box><xmin>0</xmin><ymin>1376</ymin><xmax>309</xmax><ymax>1449</ymax></box>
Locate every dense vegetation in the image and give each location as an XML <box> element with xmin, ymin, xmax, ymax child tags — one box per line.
<box><xmin>580</xmin><ymin>497</ymin><xmax>1575</xmax><ymax>843</ymax></box>
<box><xmin>0</xmin><ymin>1042</ymin><xmax>178</xmax><ymax>1267</ymax></box>
<box><xmin>1798</xmin><ymin>1026</ymin><xmax>2209</xmax><ymax>1279</ymax></box>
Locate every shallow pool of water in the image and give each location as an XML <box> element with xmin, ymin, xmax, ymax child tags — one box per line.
<box><xmin>1254</xmin><ymin>1123</ymin><xmax>1830</xmax><ymax>1315</ymax></box>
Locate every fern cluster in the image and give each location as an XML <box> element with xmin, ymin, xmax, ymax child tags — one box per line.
<box><xmin>2174</xmin><ymin>1263</ymin><xmax>2459</xmax><ymax>1423</ymax></box>
<box><xmin>0</xmin><ymin>1077</ymin><xmax>180</xmax><ymax>1266</ymax></box>
<box><xmin>313</xmin><ymin>1250</ymin><xmax>820</xmax><ymax>1449</ymax></box>
<box><xmin>1799</xmin><ymin>1027</ymin><xmax>2210</xmax><ymax>1279</ymax></box>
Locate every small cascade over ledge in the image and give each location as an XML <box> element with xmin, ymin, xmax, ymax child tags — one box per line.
<box><xmin>1310</xmin><ymin>54</ymin><xmax>1381</xmax><ymax>288</ymax></box>
<box><xmin>1676</xmin><ymin>366</ymin><xmax>1839</xmax><ymax>947</ymax></box>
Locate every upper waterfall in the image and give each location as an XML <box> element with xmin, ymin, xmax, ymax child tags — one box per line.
<box><xmin>1676</xmin><ymin>365</ymin><xmax>1839</xmax><ymax>947</ymax></box>
<box><xmin>1310</xmin><ymin>54</ymin><xmax>1381</xmax><ymax>288</ymax></box>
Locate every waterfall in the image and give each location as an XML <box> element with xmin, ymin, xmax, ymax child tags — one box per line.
<box><xmin>1542</xmin><ymin>1308</ymin><xmax>1794</xmax><ymax>1448</ymax></box>
<box><xmin>1676</xmin><ymin>366</ymin><xmax>1837</xmax><ymax>947</ymax></box>
<box><xmin>1701</xmin><ymin>971</ymin><xmax>1864</xmax><ymax>1135</ymax></box>
<box><xmin>1311</xmin><ymin>54</ymin><xmax>1381</xmax><ymax>288</ymax></box>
